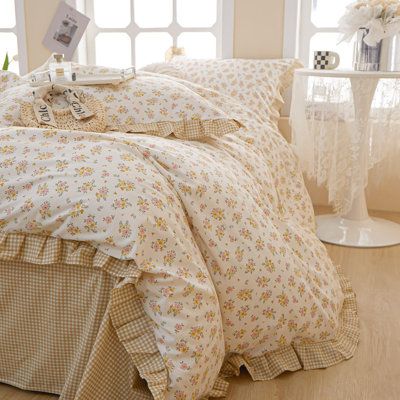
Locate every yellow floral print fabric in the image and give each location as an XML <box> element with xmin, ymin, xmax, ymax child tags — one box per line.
<box><xmin>0</xmin><ymin>63</ymin><xmax>358</xmax><ymax>399</ymax></box>
<box><xmin>0</xmin><ymin>120</ymin><xmax>356</xmax><ymax>398</ymax></box>
<box><xmin>0</xmin><ymin>70</ymin><xmax>22</xmax><ymax>93</ymax></box>
<box><xmin>141</xmin><ymin>58</ymin><xmax>303</xmax><ymax>126</ymax></box>
<box><xmin>0</xmin><ymin>70</ymin><xmax>241</xmax><ymax>140</ymax></box>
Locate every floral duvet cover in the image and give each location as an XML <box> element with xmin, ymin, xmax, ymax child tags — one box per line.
<box><xmin>0</xmin><ymin>76</ymin><xmax>358</xmax><ymax>399</ymax></box>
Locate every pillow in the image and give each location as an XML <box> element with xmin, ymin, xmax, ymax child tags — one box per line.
<box><xmin>141</xmin><ymin>58</ymin><xmax>302</xmax><ymax>125</ymax></box>
<box><xmin>0</xmin><ymin>69</ymin><xmax>241</xmax><ymax>140</ymax></box>
<box><xmin>0</xmin><ymin>70</ymin><xmax>23</xmax><ymax>93</ymax></box>
<box><xmin>82</xmin><ymin>72</ymin><xmax>242</xmax><ymax>139</ymax></box>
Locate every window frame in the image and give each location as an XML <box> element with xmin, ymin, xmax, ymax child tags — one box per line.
<box><xmin>283</xmin><ymin>0</ymin><xmax>348</xmax><ymax>67</ymax></box>
<box><xmin>68</xmin><ymin>0</ymin><xmax>234</xmax><ymax>66</ymax></box>
<box><xmin>0</xmin><ymin>0</ymin><xmax>28</xmax><ymax>75</ymax></box>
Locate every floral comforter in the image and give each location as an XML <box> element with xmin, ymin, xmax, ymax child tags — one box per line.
<box><xmin>0</xmin><ymin>82</ymin><xmax>357</xmax><ymax>399</ymax></box>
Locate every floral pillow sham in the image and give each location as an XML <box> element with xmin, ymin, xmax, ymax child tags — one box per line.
<box><xmin>141</xmin><ymin>58</ymin><xmax>303</xmax><ymax>125</ymax></box>
<box><xmin>0</xmin><ymin>70</ymin><xmax>23</xmax><ymax>94</ymax></box>
<box><xmin>0</xmin><ymin>67</ymin><xmax>242</xmax><ymax>140</ymax></box>
<box><xmin>82</xmin><ymin>73</ymin><xmax>242</xmax><ymax>139</ymax></box>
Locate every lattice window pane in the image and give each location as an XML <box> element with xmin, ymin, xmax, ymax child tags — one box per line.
<box><xmin>311</xmin><ymin>0</ymin><xmax>353</xmax><ymax>28</ymax></box>
<box><xmin>95</xmin><ymin>33</ymin><xmax>132</xmax><ymax>68</ymax></box>
<box><xmin>178</xmin><ymin>32</ymin><xmax>216</xmax><ymax>58</ymax></box>
<box><xmin>177</xmin><ymin>0</ymin><xmax>217</xmax><ymax>27</ymax></box>
<box><xmin>134</xmin><ymin>0</ymin><xmax>173</xmax><ymax>28</ymax></box>
<box><xmin>93</xmin><ymin>0</ymin><xmax>131</xmax><ymax>28</ymax></box>
<box><xmin>0</xmin><ymin>33</ymin><xmax>18</xmax><ymax>73</ymax></box>
<box><xmin>135</xmin><ymin>32</ymin><xmax>172</xmax><ymax>68</ymax></box>
<box><xmin>309</xmin><ymin>32</ymin><xmax>354</xmax><ymax>69</ymax></box>
<box><xmin>0</xmin><ymin>0</ymin><xmax>16</xmax><ymax>28</ymax></box>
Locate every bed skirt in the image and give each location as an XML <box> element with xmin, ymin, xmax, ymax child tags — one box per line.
<box><xmin>0</xmin><ymin>232</ymin><xmax>359</xmax><ymax>399</ymax></box>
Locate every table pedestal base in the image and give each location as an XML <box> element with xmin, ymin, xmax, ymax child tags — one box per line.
<box><xmin>316</xmin><ymin>215</ymin><xmax>400</xmax><ymax>248</ymax></box>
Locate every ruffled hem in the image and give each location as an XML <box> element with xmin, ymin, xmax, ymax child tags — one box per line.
<box><xmin>269</xmin><ymin>58</ymin><xmax>304</xmax><ymax>125</ymax></box>
<box><xmin>111</xmin><ymin>118</ymin><xmax>242</xmax><ymax>140</ymax></box>
<box><xmin>0</xmin><ymin>232</ymin><xmax>358</xmax><ymax>399</ymax></box>
<box><xmin>213</xmin><ymin>264</ymin><xmax>359</xmax><ymax>397</ymax></box>
<box><xmin>0</xmin><ymin>231</ymin><xmax>168</xmax><ymax>400</ymax></box>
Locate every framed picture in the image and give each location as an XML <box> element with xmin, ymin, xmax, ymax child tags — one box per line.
<box><xmin>43</xmin><ymin>1</ymin><xmax>90</xmax><ymax>60</ymax></box>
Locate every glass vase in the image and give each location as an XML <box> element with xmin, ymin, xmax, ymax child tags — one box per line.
<box><xmin>353</xmin><ymin>28</ymin><xmax>382</xmax><ymax>71</ymax></box>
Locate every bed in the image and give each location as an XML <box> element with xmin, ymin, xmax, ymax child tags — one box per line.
<box><xmin>0</xmin><ymin>57</ymin><xmax>359</xmax><ymax>400</ymax></box>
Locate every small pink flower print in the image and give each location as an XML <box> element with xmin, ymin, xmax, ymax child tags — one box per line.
<box><xmin>277</xmin><ymin>292</ymin><xmax>289</xmax><ymax>307</ymax></box>
<box><xmin>16</xmin><ymin>160</ymin><xmax>28</xmax><ymax>174</ymax></box>
<box><xmin>189</xmin><ymin>326</ymin><xmax>204</xmax><ymax>340</ymax></box>
<box><xmin>21</xmin><ymin>199</ymin><xmax>34</xmax><ymax>213</ymax></box>
<box><xmin>137</xmin><ymin>196</ymin><xmax>149</xmax><ymax>212</ymax></box>
<box><xmin>38</xmin><ymin>201</ymin><xmax>51</xmax><ymax>220</ymax></box>
<box><xmin>75</xmin><ymin>167</ymin><xmax>94</xmax><ymax>177</ymax></box>
<box><xmin>237</xmin><ymin>289</ymin><xmax>252</xmax><ymax>301</ymax></box>
<box><xmin>211</xmin><ymin>207</ymin><xmax>225</xmax><ymax>221</ymax></box>
<box><xmin>103</xmin><ymin>215</ymin><xmax>114</xmax><ymax>224</ymax></box>
<box><xmin>84</xmin><ymin>215</ymin><xmax>98</xmax><ymax>233</ymax></box>
<box><xmin>168</xmin><ymin>302</ymin><xmax>183</xmax><ymax>317</ymax></box>
<box><xmin>37</xmin><ymin>183</ymin><xmax>49</xmax><ymax>196</ymax></box>
<box><xmin>96</xmin><ymin>187</ymin><xmax>109</xmax><ymax>201</ymax></box>
<box><xmin>174</xmin><ymin>323</ymin><xmax>184</xmax><ymax>334</ymax></box>
<box><xmin>163</xmin><ymin>250</ymin><xmax>176</xmax><ymax>266</ymax></box>
<box><xmin>263</xmin><ymin>307</ymin><xmax>276</xmax><ymax>319</ymax></box>
<box><xmin>55</xmin><ymin>181</ymin><xmax>69</xmax><ymax>196</ymax></box>
<box><xmin>66</xmin><ymin>223</ymin><xmax>81</xmax><ymax>236</ymax></box>
<box><xmin>192</xmin><ymin>293</ymin><xmax>203</xmax><ymax>309</ymax></box>
<box><xmin>260</xmin><ymin>290</ymin><xmax>272</xmax><ymax>303</ymax></box>
<box><xmin>263</xmin><ymin>259</ymin><xmax>275</xmax><ymax>273</ymax></box>
<box><xmin>151</xmin><ymin>238</ymin><xmax>167</xmax><ymax>252</ymax></box>
<box><xmin>256</xmin><ymin>276</ymin><xmax>270</xmax><ymax>288</ymax></box>
<box><xmin>112</xmin><ymin>198</ymin><xmax>132</xmax><ymax>210</ymax></box>
<box><xmin>5</xmin><ymin>186</ymin><xmax>17</xmax><ymax>201</ymax></box>
<box><xmin>121</xmin><ymin>244</ymin><xmax>133</xmax><ymax>257</ymax></box>
<box><xmin>0</xmin><ymin>145</ymin><xmax>15</xmax><ymax>154</ymax></box>
<box><xmin>236</xmin><ymin>305</ymin><xmax>250</xmax><ymax>320</ymax></box>
<box><xmin>56</xmin><ymin>160</ymin><xmax>69</xmax><ymax>171</ymax></box>
<box><xmin>118</xmin><ymin>221</ymin><xmax>132</xmax><ymax>238</ymax></box>
<box><xmin>69</xmin><ymin>200</ymin><xmax>87</xmax><ymax>218</ymax></box>
<box><xmin>117</xmin><ymin>179</ymin><xmax>135</xmax><ymax>192</ymax></box>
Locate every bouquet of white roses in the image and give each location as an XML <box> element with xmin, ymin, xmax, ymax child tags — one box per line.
<box><xmin>338</xmin><ymin>0</ymin><xmax>400</xmax><ymax>46</ymax></box>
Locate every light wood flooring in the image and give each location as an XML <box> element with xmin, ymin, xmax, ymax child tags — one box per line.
<box><xmin>1</xmin><ymin>207</ymin><xmax>399</xmax><ymax>400</ymax></box>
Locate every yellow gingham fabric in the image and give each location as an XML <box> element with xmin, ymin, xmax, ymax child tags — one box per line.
<box><xmin>219</xmin><ymin>265</ymin><xmax>359</xmax><ymax>383</ymax></box>
<box><xmin>0</xmin><ymin>232</ymin><xmax>359</xmax><ymax>399</ymax></box>
<box><xmin>0</xmin><ymin>232</ymin><xmax>166</xmax><ymax>400</ymax></box>
<box><xmin>114</xmin><ymin>118</ymin><xmax>242</xmax><ymax>141</ymax></box>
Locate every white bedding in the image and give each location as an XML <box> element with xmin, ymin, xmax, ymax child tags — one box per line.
<box><xmin>0</xmin><ymin>63</ymin><xmax>358</xmax><ymax>399</ymax></box>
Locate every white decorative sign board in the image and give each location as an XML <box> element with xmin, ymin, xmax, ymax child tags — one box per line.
<box><xmin>43</xmin><ymin>1</ymin><xmax>90</xmax><ymax>61</ymax></box>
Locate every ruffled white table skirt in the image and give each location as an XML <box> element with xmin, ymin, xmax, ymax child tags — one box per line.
<box><xmin>290</xmin><ymin>70</ymin><xmax>400</xmax><ymax>214</ymax></box>
<box><xmin>290</xmin><ymin>69</ymin><xmax>400</xmax><ymax>247</ymax></box>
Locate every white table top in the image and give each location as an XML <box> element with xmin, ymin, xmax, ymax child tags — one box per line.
<box><xmin>295</xmin><ymin>68</ymin><xmax>400</xmax><ymax>79</ymax></box>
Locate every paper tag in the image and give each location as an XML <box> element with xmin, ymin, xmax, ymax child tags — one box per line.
<box><xmin>33</xmin><ymin>99</ymin><xmax>57</xmax><ymax>127</ymax></box>
<box><xmin>65</xmin><ymin>90</ymin><xmax>94</xmax><ymax>120</ymax></box>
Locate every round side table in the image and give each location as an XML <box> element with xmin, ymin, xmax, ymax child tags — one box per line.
<box><xmin>291</xmin><ymin>68</ymin><xmax>400</xmax><ymax>248</ymax></box>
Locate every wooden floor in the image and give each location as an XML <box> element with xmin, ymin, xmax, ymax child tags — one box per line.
<box><xmin>1</xmin><ymin>207</ymin><xmax>399</xmax><ymax>400</ymax></box>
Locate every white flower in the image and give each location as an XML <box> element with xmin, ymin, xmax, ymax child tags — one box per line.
<box><xmin>338</xmin><ymin>4</ymin><xmax>383</xmax><ymax>41</ymax></box>
<box><xmin>338</xmin><ymin>0</ymin><xmax>400</xmax><ymax>44</ymax></box>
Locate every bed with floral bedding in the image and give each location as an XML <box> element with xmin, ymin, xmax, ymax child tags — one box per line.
<box><xmin>0</xmin><ymin>58</ymin><xmax>359</xmax><ymax>400</ymax></box>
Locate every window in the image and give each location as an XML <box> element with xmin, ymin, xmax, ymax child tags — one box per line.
<box><xmin>284</xmin><ymin>0</ymin><xmax>354</xmax><ymax>68</ymax></box>
<box><xmin>0</xmin><ymin>0</ymin><xmax>27</xmax><ymax>74</ymax></box>
<box><xmin>71</xmin><ymin>0</ymin><xmax>233</xmax><ymax>69</ymax></box>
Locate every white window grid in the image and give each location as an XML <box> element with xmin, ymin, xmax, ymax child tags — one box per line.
<box><xmin>70</xmin><ymin>0</ymin><xmax>234</xmax><ymax>67</ymax></box>
<box><xmin>0</xmin><ymin>0</ymin><xmax>28</xmax><ymax>75</ymax></box>
<box><xmin>283</xmin><ymin>0</ymin><xmax>353</xmax><ymax>67</ymax></box>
